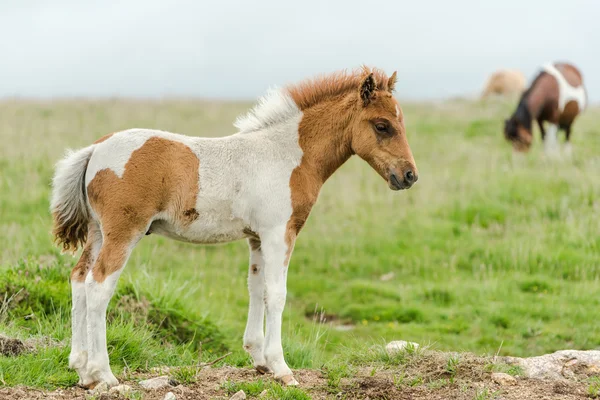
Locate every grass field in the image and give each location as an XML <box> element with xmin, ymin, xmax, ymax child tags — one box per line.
<box><xmin>1</xmin><ymin>97</ymin><xmax>599</xmax><ymax>391</ymax></box>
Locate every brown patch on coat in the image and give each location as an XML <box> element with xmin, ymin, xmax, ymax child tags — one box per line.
<box><xmin>70</xmin><ymin>242</ymin><xmax>93</xmax><ymax>282</ymax></box>
<box><xmin>251</xmin><ymin>264</ymin><xmax>259</xmax><ymax>274</ymax></box>
<box><xmin>244</xmin><ymin>228</ymin><xmax>261</xmax><ymax>251</ymax></box>
<box><xmin>93</xmin><ymin>132</ymin><xmax>116</xmax><ymax>144</ymax></box>
<box><xmin>284</xmin><ymin>67</ymin><xmax>417</xmax><ymax>265</ymax></box>
<box><xmin>556</xmin><ymin>63</ymin><xmax>583</xmax><ymax>87</ymax></box>
<box><xmin>87</xmin><ymin>136</ymin><xmax>199</xmax><ymax>282</ymax></box>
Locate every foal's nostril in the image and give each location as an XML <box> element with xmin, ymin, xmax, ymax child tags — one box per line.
<box><xmin>404</xmin><ymin>170</ymin><xmax>415</xmax><ymax>183</ymax></box>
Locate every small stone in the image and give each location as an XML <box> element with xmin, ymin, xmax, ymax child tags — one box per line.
<box><xmin>164</xmin><ymin>392</ymin><xmax>176</xmax><ymax>400</ymax></box>
<box><xmin>230</xmin><ymin>390</ymin><xmax>246</xmax><ymax>399</ymax></box>
<box><xmin>139</xmin><ymin>375</ymin><xmax>171</xmax><ymax>390</ymax></box>
<box><xmin>380</xmin><ymin>272</ymin><xmax>395</xmax><ymax>281</ymax></box>
<box><xmin>491</xmin><ymin>372</ymin><xmax>517</xmax><ymax>385</ymax></box>
<box><xmin>109</xmin><ymin>384</ymin><xmax>133</xmax><ymax>395</ymax></box>
<box><xmin>259</xmin><ymin>389</ymin><xmax>268</xmax><ymax>398</ymax></box>
<box><xmin>386</xmin><ymin>340</ymin><xmax>419</xmax><ymax>355</ymax></box>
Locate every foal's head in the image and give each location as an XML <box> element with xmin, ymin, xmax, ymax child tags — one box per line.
<box><xmin>350</xmin><ymin>71</ymin><xmax>418</xmax><ymax>190</ymax></box>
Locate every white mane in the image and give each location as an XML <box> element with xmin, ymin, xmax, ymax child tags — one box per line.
<box><xmin>234</xmin><ymin>88</ymin><xmax>300</xmax><ymax>133</ymax></box>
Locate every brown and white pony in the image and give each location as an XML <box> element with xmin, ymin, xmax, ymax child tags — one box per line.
<box><xmin>50</xmin><ymin>67</ymin><xmax>418</xmax><ymax>388</ymax></box>
<box><xmin>504</xmin><ymin>62</ymin><xmax>586</xmax><ymax>155</ymax></box>
<box><xmin>481</xmin><ymin>69</ymin><xmax>526</xmax><ymax>98</ymax></box>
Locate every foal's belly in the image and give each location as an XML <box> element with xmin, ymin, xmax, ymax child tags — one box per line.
<box><xmin>149</xmin><ymin>212</ymin><xmax>249</xmax><ymax>245</ymax></box>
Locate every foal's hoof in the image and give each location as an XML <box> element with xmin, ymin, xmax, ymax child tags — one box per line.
<box><xmin>81</xmin><ymin>381</ymin><xmax>110</xmax><ymax>393</ymax></box>
<box><xmin>255</xmin><ymin>365</ymin><xmax>271</xmax><ymax>375</ymax></box>
<box><xmin>277</xmin><ymin>374</ymin><xmax>299</xmax><ymax>386</ymax></box>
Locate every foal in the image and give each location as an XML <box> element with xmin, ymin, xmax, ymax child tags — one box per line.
<box><xmin>504</xmin><ymin>62</ymin><xmax>586</xmax><ymax>155</ymax></box>
<box><xmin>51</xmin><ymin>67</ymin><xmax>418</xmax><ymax>388</ymax></box>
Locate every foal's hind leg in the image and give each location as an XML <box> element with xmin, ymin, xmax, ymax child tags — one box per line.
<box><xmin>243</xmin><ymin>238</ymin><xmax>270</xmax><ymax>374</ymax></box>
<box><xmin>69</xmin><ymin>222</ymin><xmax>102</xmax><ymax>385</ymax></box>
<box><xmin>83</xmin><ymin>226</ymin><xmax>144</xmax><ymax>388</ymax></box>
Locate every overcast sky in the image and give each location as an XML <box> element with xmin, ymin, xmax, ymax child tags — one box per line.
<box><xmin>1</xmin><ymin>0</ymin><xmax>598</xmax><ymax>101</ymax></box>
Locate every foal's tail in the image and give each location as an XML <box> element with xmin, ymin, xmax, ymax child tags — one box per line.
<box><xmin>50</xmin><ymin>145</ymin><xmax>95</xmax><ymax>252</ymax></box>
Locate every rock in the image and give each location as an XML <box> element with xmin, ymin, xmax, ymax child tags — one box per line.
<box><xmin>164</xmin><ymin>392</ymin><xmax>176</xmax><ymax>400</ymax></box>
<box><xmin>139</xmin><ymin>375</ymin><xmax>171</xmax><ymax>390</ymax></box>
<box><xmin>259</xmin><ymin>389</ymin><xmax>268</xmax><ymax>398</ymax></box>
<box><xmin>386</xmin><ymin>340</ymin><xmax>419</xmax><ymax>355</ymax></box>
<box><xmin>109</xmin><ymin>384</ymin><xmax>133</xmax><ymax>395</ymax></box>
<box><xmin>502</xmin><ymin>350</ymin><xmax>600</xmax><ymax>380</ymax></box>
<box><xmin>230</xmin><ymin>390</ymin><xmax>246</xmax><ymax>399</ymax></box>
<box><xmin>491</xmin><ymin>372</ymin><xmax>517</xmax><ymax>385</ymax></box>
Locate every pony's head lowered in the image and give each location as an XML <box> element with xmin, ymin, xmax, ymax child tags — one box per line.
<box><xmin>350</xmin><ymin>70</ymin><xmax>418</xmax><ymax>190</ymax></box>
<box><xmin>504</xmin><ymin>97</ymin><xmax>533</xmax><ymax>152</ymax></box>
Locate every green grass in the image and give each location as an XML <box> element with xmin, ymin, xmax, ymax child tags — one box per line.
<box><xmin>223</xmin><ymin>379</ymin><xmax>311</xmax><ymax>399</ymax></box>
<box><xmin>589</xmin><ymin>376</ymin><xmax>600</xmax><ymax>398</ymax></box>
<box><xmin>1</xmin><ymin>97</ymin><xmax>600</xmax><ymax>388</ymax></box>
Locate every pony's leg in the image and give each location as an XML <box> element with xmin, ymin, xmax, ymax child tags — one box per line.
<box><xmin>544</xmin><ymin>123</ymin><xmax>559</xmax><ymax>157</ymax></box>
<box><xmin>243</xmin><ymin>238</ymin><xmax>269</xmax><ymax>374</ymax></box>
<box><xmin>83</xmin><ymin>229</ymin><xmax>142</xmax><ymax>388</ymax></box>
<box><xmin>564</xmin><ymin>125</ymin><xmax>573</xmax><ymax>158</ymax></box>
<box><xmin>537</xmin><ymin>119</ymin><xmax>546</xmax><ymax>141</ymax></box>
<box><xmin>261</xmin><ymin>226</ymin><xmax>297</xmax><ymax>385</ymax></box>
<box><xmin>69</xmin><ymin>222</ymin><xmax>102</xmax><ymax>385</ymax></box>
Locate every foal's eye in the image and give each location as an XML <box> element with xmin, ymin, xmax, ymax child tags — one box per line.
<box><xmin>375</xmin><ymin>123</ymin><xmax>387</xmax><ymax>133</ymax></box>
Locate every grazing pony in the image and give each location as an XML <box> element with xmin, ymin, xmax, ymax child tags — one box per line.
<box><xmin>504</xmin><ymin>62</ymin><xmax>586</xmax><ymax>154</ymax></box>
<box><xmin>481</xmin><ymin>69</ymin><xmax>526</xmax><ymax>98</ymax></box>
<box><xmin>50</xmin><ymin>67</ymin><xmax>418</xmax><ymax>388</ymax></box>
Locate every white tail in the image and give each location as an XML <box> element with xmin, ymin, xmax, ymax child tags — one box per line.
<box><xmin>50</xmin><ymin>145</ymin><xmax>95</xmax><ymax>251</ymax></box>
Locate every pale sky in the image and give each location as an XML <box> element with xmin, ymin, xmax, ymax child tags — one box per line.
<box><xmin>1</xmin><ymin>0</ymin><xmax>598</xmax><ymax>100</ymax></box>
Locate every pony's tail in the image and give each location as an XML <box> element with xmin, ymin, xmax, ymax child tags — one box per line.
<box><xmin>50</xmin><ymin>145</ymin><xmax>95</xmax><ymax>252</ymax></box>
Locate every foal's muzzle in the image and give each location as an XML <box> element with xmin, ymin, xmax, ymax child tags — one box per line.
<box><xmin>389</xmin><ymin>168</ymin><xmax>418</xmax><ymax>190</ymax></box>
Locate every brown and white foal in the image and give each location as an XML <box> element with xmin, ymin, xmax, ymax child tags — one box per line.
<box><xmin>504</xmin><ymin>62</ymin><xmax>586</xmax><ymax>155</ymax></box>
<box><xmin>51</xmin><ymin>67</ymin><xmax>418</xmax><ymax>388</ymax></box>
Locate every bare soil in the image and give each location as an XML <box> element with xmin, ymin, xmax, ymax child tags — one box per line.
<box><xmin>0</xmin><ymin>358</ymin><xmax>591</xmax><ymax>400</ymax></box>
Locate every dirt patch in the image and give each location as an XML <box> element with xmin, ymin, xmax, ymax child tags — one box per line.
<box><xmin>0</xmin><ymin>364</ymin><xmax>591</xmax><ymax>400</ymax></box>
<box><xmin>0</xmin><ymin>335</ymin><xmax>28</xmax><ymax>356</ymax></box>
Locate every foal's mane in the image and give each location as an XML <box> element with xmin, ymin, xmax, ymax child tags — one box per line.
<box><xmin>286</xmin><ymin>67</ymin><xmax>392</xmax><ymax>110</ymax></box>
<box><xmin>234</xmin><ymin>67</ymin><xmax>391</xmax><ymax>133</ymax></box>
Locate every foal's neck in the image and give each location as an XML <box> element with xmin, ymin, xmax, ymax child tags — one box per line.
<box><xmin>295</xmin><ymin>96</ymin><xmax>355</xmax><ymax>185</ymax></box>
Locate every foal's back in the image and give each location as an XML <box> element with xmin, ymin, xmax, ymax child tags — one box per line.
<box><xmin>86</xmin><ymin>126</ymin><xmax>303</xmax><ymax>245</ymax></box>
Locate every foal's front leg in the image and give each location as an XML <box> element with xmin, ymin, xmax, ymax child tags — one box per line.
<box><xmin>243</xmin><ymin>238</ymin><xmax>269</xmax><ymax>374</ymax></box>
<box><xmin>260</xmin><ymin>226</ymin><xmax>297</xmax><ymax>385</ymax></box>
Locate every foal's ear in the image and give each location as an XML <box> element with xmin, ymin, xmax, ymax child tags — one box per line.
<box><xmin>388</xmin><ymin>71</ymin><xmax>397</xmax><ymax>92</ymax></box>
<box><xmin>359</xmin><ymin>73</ymin><xmax>377</xmax><ymax>106</ymax></box>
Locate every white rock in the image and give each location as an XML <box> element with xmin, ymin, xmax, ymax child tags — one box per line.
<box><xmin>109</xmin><ymin>384</ymin><xmax>133</xmax><ymax>395</ymax></box>
<box><xmin>230</xmin><ymin>390</ymin><xmax>246</xmax><ymax>399</ymax></box>
<box><xmin>386</xmin><ymin>340</ymin><xmax>419</xmax><ymax>355</ymax></box>
<box><xmin>491</xmin><ymin>372</ymin><xmax>517</xmax><ymax>385</ymax></box>
<box><xmin>164</xmin><ymin>392</ymin><xmax>176</xmax><ymax>400</ymax></box>
<box><xmin>139</xmin><ymin>375</ymin><xmax>171</xmax><ymax>390</ymax></box>
<box><xmin>503</xmin><ymin>350</ymin><xmax>600</xmax><ymax>380</ymax></box>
